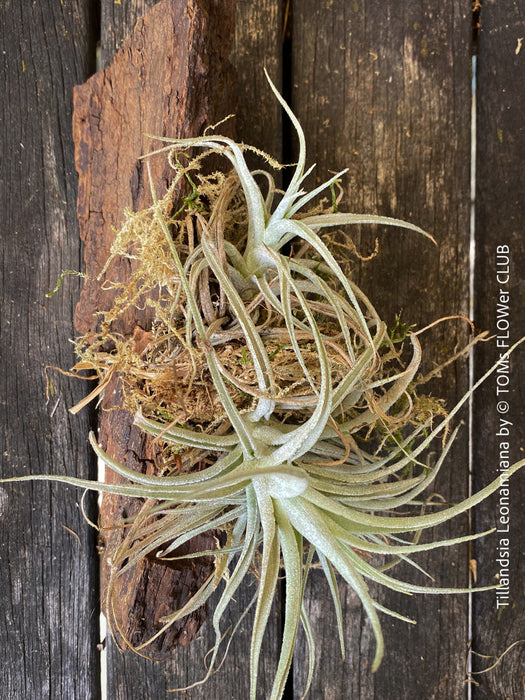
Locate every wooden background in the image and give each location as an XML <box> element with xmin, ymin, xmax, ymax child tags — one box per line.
<box><xmin>1</xmin><ymin>1</ymin><xmax>524</xmax><ymax>698</ymax></box>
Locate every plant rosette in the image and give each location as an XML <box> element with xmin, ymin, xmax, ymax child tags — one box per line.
<box><xmin>2</xmin><ymin>73</ymin><xmax>524</xmax><ymax>700</ymax></box>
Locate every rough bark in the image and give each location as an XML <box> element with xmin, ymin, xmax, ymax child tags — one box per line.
<box><xmin>72</xmin><ymin>0</ymin><xmax>236</xmax><ymax>654</ymax></box>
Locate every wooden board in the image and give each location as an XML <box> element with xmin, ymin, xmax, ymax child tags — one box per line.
<box><xmin>74</xmin><ymin>0</ymin><xmax>239</xmax><ymax>665</ymax></box>
<box><xmin>0</xmin><ymin>1</ymin><xmax>101</xmax><ymax>698</ymax></box>
<box><xmin>472</xmin><ymin>1</ymin><xmax>525</xmax><ymax>697</ymax></box>
<box><xmin>96</xmin><ymin>2</ymin><xmax>284</xmax><ymax>698</ymax></box>
<box><xmin>291</xmin><ymin>2</ymin><xmax>473</xmax><ymax>698</ymax></box>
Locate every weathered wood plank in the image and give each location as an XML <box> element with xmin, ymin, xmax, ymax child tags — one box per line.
<box><xmin>95</xmin><ymin>1</ymin><xmax>285</xmax><ymax>697</ymax></box>
<box><xmin>472</xmin><ymin>1</ymin><xmax>525</xmax><ymax>697</ymax></box>
<box><xmin>88</xmin><ymin>0</ymin><xmax>234</xmax><ymax>643</ymax></box>
<box><xmin>233</xmin><ymin>0</ymin><xmax>284</xmax><ymax>162</ymax></box>
<box><xmin>94</xmin><ymin>0</ymin><xmax>237</xmax><ymax>695</ymax></box>
<box><xmin>291</xmin><ymin>2</ymin><xmax>473</xmax><ymax>698</ymax></box>
<box><xmin>100</xmin><ymin>0</ymin><xmax>158</xmax><ymax>68</ymax></box>
<box><xmin>0</xmin><ymin>1</ymin><xmax>100</xmax><ymax>698</ymax></box>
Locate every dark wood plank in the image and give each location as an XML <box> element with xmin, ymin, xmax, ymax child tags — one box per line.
<box><xmin>96</xmin><ymin>1</ymin><xmax>285</xmax><ymax>697</ymax></box>
<box><xmin>233</xmin><ymin>0</ymin><xmax>284</xmax><ymax>161</ymax></box>
<box><xmin>100</xmin><ymin>0</ymin><xmax>158</xmax><ymax>68</ymax></box>
<box><xmin>0</xmin><ymin>1</ymin><xmax>100</xmax><ymax>698</ymax></box>
<box><xmin>291</xmin><ymin>2</ymin><xmax>473</xmax><ymax>697</ymax></box>
<box><xmin>472</xmin><ymin>2</ymin><xmax>525</xmax><ymax>697</ymax></box>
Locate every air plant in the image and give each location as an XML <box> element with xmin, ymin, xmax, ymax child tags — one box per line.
<box><xmin>2</xmin><ymin>73</ymin><xmax>524</xmax><ymax>699</ymax></box>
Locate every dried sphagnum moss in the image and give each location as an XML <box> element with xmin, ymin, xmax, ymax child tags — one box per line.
<box><xmin>71</xmin><ymin>162</ymin><xmax>409</xmax><ymax>439</ymax></box>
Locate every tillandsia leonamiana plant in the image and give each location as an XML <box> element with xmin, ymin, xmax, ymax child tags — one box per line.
<box><xmin>2</xmin><ymin>72</ymin><xmax>524</xmax><ymax>699</ymax></box>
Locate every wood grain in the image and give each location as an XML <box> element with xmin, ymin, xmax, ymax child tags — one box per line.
<box><xmin>233</xmin><ymin>0</ymin><xmax>284</xmax><ymax>162</ymax></box>
<box><xmin>472</xmin><ymin>1</ymin><xmax>525</xmax><ymax>698</ymax></box>
<box><xmin>0</xmin><ymin>1</ymin><xmax>100</xmax><ymax>698</ymax></box>
<box><xmin>291</xmin><ymin>2</ymin><xmax>473</xmax><ymax>698</ymax></box>
<box><xmin>100</xmin><ymin>0</ymin><xmax>158</xmax><ymax>68</ymax></box>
